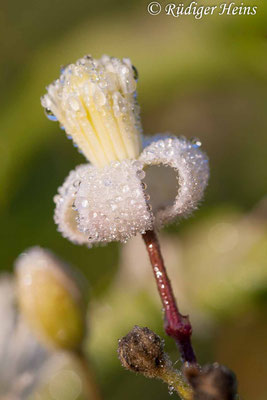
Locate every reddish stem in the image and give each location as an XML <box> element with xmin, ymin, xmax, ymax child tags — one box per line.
<box><xmin>142</xmin><ymin>229</ymin><xmax>197</xmax><ymax>364</ymax></box>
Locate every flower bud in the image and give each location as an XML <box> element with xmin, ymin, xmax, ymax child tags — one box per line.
<box><xmin>184</xmin><ymin>362</ymin><xmax>238</xmax><ymax>400</ymax></box>
<box><xmin>15</xmin><ymin>247</ymin><xmax>86</xmax><ymax>351</ymax></box>
<box><xmin>118</xmin><ymin>326</ymin><xmax>193</xmax><ymax>400</ymax></box>
<box><xmin>118</xmin><ymin>325</ymin><xmax>171</xmax><ymax>378</ymax></box>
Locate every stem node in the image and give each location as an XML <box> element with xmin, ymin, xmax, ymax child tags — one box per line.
<box><xmin>142</xmin><ymin>229</ymin><xmax>197</xmax><ymax>364</ymax></box>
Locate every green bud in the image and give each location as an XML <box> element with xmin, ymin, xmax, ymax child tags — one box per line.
<box><xmin>15</xmin><ymin>247</ymin><xmax>86</xmax><ymax>351</ymax></box>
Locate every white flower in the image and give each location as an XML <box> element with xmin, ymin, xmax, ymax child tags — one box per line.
<box><xmin>41</xmin><ymin>55</ymin><xmax>141</xmax><ymax>167</ymax></box>
<box><xmin>42</xmin><ymin>55</ymin><xmax>209</xmax><ymax>246</ymax></box>
<box><xmin>0</xmin><ymin>276</ymin><xmax>61</xmax><ymax>400</ymax></box>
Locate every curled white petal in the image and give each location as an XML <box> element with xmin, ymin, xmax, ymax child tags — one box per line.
<box><xmin>75</xmin><ymin>160</ymin><xmax>153</xmax><ymax>244</ymax></box>
<box><xmin>139</xmin><ymin>136</ymin><xmax>209</xmax><ymax>227</ymax></box>
<box><xmin>41</xmin><ymin>55</ymin><xmax>142</xmax><ymax>167</ymax></box>
<box><xmin>54</xmin><ymin>137</ymin><xmax>209</xmax><ymax>246</ymax></box>
<box><xmin>54</xmin><ymin>165</ymin><xmax>92</xmax><ymax>245</ymax></box>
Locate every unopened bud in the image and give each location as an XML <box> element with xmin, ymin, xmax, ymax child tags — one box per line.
<box><xmin>118</xmin><ymin>325</ymin><xmax>170</xmax><ymax>379</ymax></box>
<box><xmin>15</xmin><ymin>247</ymin><xmax>86</xmax><ymax>351</ymax></box>
<box><xmin>118</xmin><ymin>326</ymin><xmax>193</xmax><ymax>400</ymax></box>
<box><xmin>184</xmin><ymin>362</ymin><xmax>238</xmax><ymax>400</ymax></box>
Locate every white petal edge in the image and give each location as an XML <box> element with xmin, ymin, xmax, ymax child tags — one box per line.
<box><xmin>139</xmin><ymin>136</ymin><xmax>210</xmax><ymax>228</ymax></box>
<box><xmin>54</xmin><ymin>165</ymin><xmax>92</xmax><ymax>246</ymax></box>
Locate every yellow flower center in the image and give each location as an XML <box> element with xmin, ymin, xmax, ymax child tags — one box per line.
<box><xmin>42</xmin><ymin>55</ymin><xmax>142</xmax><ymax>167</ymax></box>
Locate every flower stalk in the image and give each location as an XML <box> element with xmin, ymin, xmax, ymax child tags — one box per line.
<box><xmin>161</xmin><ymin>368</ymin><xmax>193</xmax><ymax>400</ymax></box>
<box><xmin>142</xmin><ymin>229</ymin><xmax>197</xmax><ymax>364</ymax></box>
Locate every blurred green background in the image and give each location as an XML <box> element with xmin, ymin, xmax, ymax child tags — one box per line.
<box><xmin>1</xmin><ymin>0</ymin><xmax>267</xmax><ymax>399</ymax></box>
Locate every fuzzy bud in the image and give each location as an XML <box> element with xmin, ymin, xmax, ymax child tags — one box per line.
<box><xmin>118</xmin><ymin>326</ymin><xmax>171</xmax><ymax>379</ymax></box>
<box><xmin>15</xmin><ymin>247</ymin><xmax>86</xmax><ymax>351</ymax></box>
<box><xmin>184</xmin><ymin>363</ymin><xmax>238</xmax><ymax>400</ymax></box>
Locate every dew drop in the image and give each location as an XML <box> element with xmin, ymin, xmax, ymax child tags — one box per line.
<box><xmin>73</xmin><ymin>180</ymin><xmax>81</xmax><ymax>188</ymax></box>
<box><xmin>137</xmin><ymin>170</ymin><xmax>146</xmax><ymax>180</ymax></box>
<box><xmin>120</xmin><ymin>65</ymin><xmax>129</xmax><ymax>75</ymax></box>
<box><xmin>191</xmin><ymin>137</ymin><xmax>202</xmax><ymax>147</ymax></box>
<box><xmin>144</xmin><ymin>193</ymin><xmax>150</xmax><ymax>201</ymax></box>
<box><xmin>141</xmin><ymin>182</ymin><xmax>147</xmax><ymax>190</ymax></box>
<box><xmin>44</xmin><ymin>108</ymin><xmax>57</xmax><ymax>122</ymax></box>
<box><xmin>122</xmin><ymin>185</ymin><xmax>129</xmax><ymax>193</ymax></box>
<box><xmin>132</xmin><ymin>65</ymin><xmax>139</xmax><ymax>81</ymax></box>
<box><xmin>133</xmin><ymin>160</ymin><xmax>142</xmax><ymax>170</ymax></box>
<box><xmin>69</xmin><ymin>97</ymin><xmax>80</xmax><ymax>112</ymax></box>
<box><xmin>168</xmin><ymin>385</ymin><xmax>175</xmax><ymax>395</ymax></box>
<box><xmin>60</xmin><ymin>64</ymin><xmax>69</xmax><ymax>74</ymax></box>
<box><xmin>94</xmin><ymin>88</ymin><xmax>106</xmax><ymax>107</ymax></box>
<box><xmin>104</xmin><ymin>179</ymin><xmax>112</xmax><ymax>186</ymax></box>
<box><xmin>81</xmin><ymin>199</ymin><xmax>89</xmax><ymax>208</ymax></box>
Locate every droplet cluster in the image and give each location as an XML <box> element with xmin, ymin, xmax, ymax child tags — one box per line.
<box><xmin>54</xmin><ymin>165</ymin><xmax>91</xmax><ymax>245</ymax></box>
<box><xmin>53</xmin><ymin>136</ymin><xmax>209</xmax><ymax>246</ymax></box>
<box><xmin>139</xmin><ymin>136</ymin><xmax>209</xmax><ymax>227</ymax></box>
<box><xmin>75</xmin><ymin>159</ymin><xmax>153</xmax><ymax>244</ymax></box>
<box><xmin>41</xmin><ymin>55</ymin><xmax>142</xmax><ymax>167</ymax></box>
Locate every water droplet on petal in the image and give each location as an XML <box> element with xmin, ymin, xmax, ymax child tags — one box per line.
<box><xmin>81</xmin><ymin>199</ymin><xmax>89</xmax><ymax>208</ymax></box>
<box><xmin>93</xmin><ymin>88</ymin><xmax>106</xmax><ymax>107</ymax></box>
<box><xmin>44</xmin><ymin>108</ymin><xmax>57</xmax><ymax>121</ymax></box>
<box><xmin>137</xmin><ymin>170</ymin><xmax>145</xmax><ymax>180</ymax></box>
<box><xmin>132</xmin><ymin>65</ymin><xmax>139</xmax><ymax>81</ymax></box>
<box><xmin>141</xmin><ymin>182</ymin><xmax>147</xmax><ymax>190</ymax></box>
<box><xmin>191</xmin><ymin>137</ymin><xmax>202</xmax><ymax>147</ymax></box>
<box><xmin>60</xmin><ymin>64</ymin><xmax>69</xmax><ymax>74</ymax></box>
<box><xmin>122</xmin><ymin>185</ymin><xmax>129</xmax><ymax>193</ymax></box>
<box><xmin>69</xmin><ymin>97</ymin><xmax>80</xmax><ymax>112</ymax></box>
<box><xmin>104</xmin><ymin>179</ymin><xmax>112</xmax><ymax>187</ymax></box>
<box><xmin>73</xmin><ymin>180</ymin><xmax>81</xmax><ymax>188</ymax></box>
<box><xmin>133</xmin><ymin>160</ymin><xmax>142</xmax><ymax>170</ymax></box>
